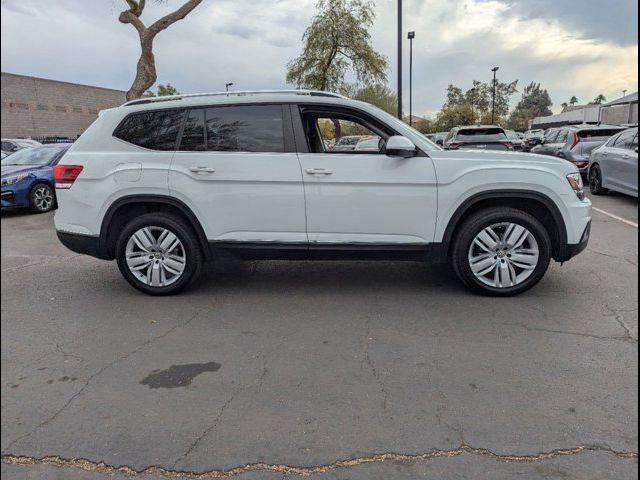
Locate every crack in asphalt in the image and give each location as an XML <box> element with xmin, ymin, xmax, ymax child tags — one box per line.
<box><xmin>2</xmin><ymin>444</ymin><xmax>637</xmax><ymax>478</ymax></box>
<box><xmin>1</xmin><ymin>254</ymin><xmax>83</xmax><ymax>273</ymax></box>
<box><xmin>361</xmin><ymin>319</ymin><xmax>389</xmax><ymax>412</ymax></box>
<box><xmin>604</xmin><ymin>305</ymin><xmax>638</xmax><ymax>342</ymax></box>
<box><xmin>2</xmin><ymin>309</ymin><xmax>206</xmax><ymax>452</ymax></box>
<box><xmin>172</xmin><ymin>350</ymin><xmax>277</xmax><ymax>470</ymax></box>
<box><xmin>506</xmin><ymin>322</ymin><xmax>635</xmax><ymax>343</ymax></box>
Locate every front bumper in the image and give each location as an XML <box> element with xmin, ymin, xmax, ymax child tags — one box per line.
<box><xmin>560</xmin><ymin>221</ymin><xmax>591</xmax><ymax>262</ymax></box>
<box><xmin>1</xmin><ymin>187</ymin><xmax>29</xmax><ymax>209</ymax></box>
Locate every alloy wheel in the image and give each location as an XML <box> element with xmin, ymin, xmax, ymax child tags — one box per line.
<box><xmin>125</xmin><ymin>226</ymin><xmax>187</xmax><ymax>287</ymax></box>
<box><xmin>468</xmin><ymin>222</ymin><xmax>539</xmax><ymax>288</ymax></box>
<box><xmin>33</xmin><ymin>185</ymin><xmax>54</xmax><ymax>211</ymax></box>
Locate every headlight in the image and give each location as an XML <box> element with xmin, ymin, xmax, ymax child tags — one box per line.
<box><xmin>567</xmin><ymin>173</ymin><xmax>585</xmax><ymax>201</ymax></box>
<box><xmin>1</xmin><ymin>173</ymin><xmax>29</xmax><ymax>186</ymax></box>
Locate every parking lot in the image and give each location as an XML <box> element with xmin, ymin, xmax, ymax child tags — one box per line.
<box><xmin>1</xmin><ymin>193</ymin><xmax>637</xmax><ymax>479</ymax></box>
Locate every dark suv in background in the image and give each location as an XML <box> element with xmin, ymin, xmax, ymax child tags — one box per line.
<box><xmin>443</xmin><ymin>125</ymin><xmax>513</xmax><ymax>151</ymax></box>
<box><xmin>531</xmin><ymin>124</ymin><xmax>625</xmax><ymax>173</ymax></box>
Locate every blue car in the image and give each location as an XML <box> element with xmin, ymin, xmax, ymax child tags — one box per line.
<box><xmin>1</xmin><ymin>144</ymin><xmax>71</xmax><ymax>213</ymax></box>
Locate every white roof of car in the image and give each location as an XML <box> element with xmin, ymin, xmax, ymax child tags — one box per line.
<box><xmin>119</xmin><ymin>90</ymin><xmax>353</xmax><ymax>111</ymax></box>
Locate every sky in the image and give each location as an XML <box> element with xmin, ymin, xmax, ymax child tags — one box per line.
<box><xmin>1</xmin><ymin>0</ymin><xmax>638</xmax><ymax>117</ymax></box>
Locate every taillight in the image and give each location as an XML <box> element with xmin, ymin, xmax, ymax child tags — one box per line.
<box><xmin>54</xmin><ymin>165</ymin><xmax>84</xmax><ymax>189</ymax></box>
<box><xmin>570</xmin><ymin>131</ymin><xmax>580</xmax><ymax>149</ymax></box>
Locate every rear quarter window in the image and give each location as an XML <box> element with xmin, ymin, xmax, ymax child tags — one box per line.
<box><xmin>578</xmin><ymin>129</ymin><xmax>624</xmax><ymax>141</ymax></box>
<box><xmin>114</xmin><ymin>109</ymin><xmax>186</xmax><ymax>150</ymax></box>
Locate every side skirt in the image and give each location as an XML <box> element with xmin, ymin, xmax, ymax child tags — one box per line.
<box><xmin>208</xmin><ymin>242</ymin><xmax>443</xmax><ymax>262</ymax></box>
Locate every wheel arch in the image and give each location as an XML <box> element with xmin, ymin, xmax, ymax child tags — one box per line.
<box><xmin>440</xmin><ymin>190</ymin><xmax>569</xmax><ymax>262</ymax></box>
<box><xmin>98</xmin><ymin>195</ymin><xmax>210</xmax><ymax>261</ymax></box>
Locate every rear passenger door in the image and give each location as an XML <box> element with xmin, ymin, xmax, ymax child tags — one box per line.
<box><xmin>607</xmin><ymin>128</ymin><xmax>638</xmax><ymax>194</ymax></box>
<box><xmin>168</xmin><ymin>104</ymin><xmax>307</xmax><ymax>243</ymax></box>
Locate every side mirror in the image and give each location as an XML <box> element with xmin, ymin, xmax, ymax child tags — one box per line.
<box><xmin>436</xmin><ymin>139</ymin><xmax>444</xmax><ymax>146</ymax></box>
<box><xmin>386</xmin><ymin>136</ymin><xmax>416</xmax><ymax>157</ymax></box>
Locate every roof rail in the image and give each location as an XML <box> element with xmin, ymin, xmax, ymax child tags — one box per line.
<box><xmin>123</xmin><ymin>89</ymin><xmax>346</xmax><ymax>106</ymax></box>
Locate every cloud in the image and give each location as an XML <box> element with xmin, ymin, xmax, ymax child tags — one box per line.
<box><xmin>1</xmin><ymin>0</ymin><xmax>637</xmax><ymax>115</ymax></box>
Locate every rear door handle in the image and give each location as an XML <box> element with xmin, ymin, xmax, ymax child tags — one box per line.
<box><xmin>189</xmin><ymin>166</ymin><xmax>216</xmax><ymax>174</ymax></box>
<box><xmin>305</xmin><ymin>168</ymin><xmax>333</xmax><ymax>175</ymax></box>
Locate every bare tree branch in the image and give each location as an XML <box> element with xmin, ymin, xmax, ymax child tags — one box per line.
<box><xmin>148</xmin><ymin>0</ymin><xmax>203</xmax><ymax>38</ymax></box>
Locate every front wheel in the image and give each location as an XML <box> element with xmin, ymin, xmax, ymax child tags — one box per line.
<box><xmin>30</xmin><ymin>183</ymin><xmax>56</xmax><ymax>213</ymax></box>
<box><xmin>116</xmin><ymin>213</ymin><xmax>203</xmax><ymax>295</ymax></box>
<box><xmin>452</xmin><ymin>208</ymin><xmax>552</xmax><ymax>296</ymax></box>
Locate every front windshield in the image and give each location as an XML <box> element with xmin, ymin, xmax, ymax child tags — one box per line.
<box><xmin>1</xmin><ymin>147</ymin><xmax>64</xmax><ymax>166</ymax></box>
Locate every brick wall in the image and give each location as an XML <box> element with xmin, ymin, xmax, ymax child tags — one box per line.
<box><xmin>1</xmin><ymin>72</ymin><xmax>127</xmax><ymax>139</ymax></box>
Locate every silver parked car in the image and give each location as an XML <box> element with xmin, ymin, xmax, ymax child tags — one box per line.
<box><xmin>588</xmin><ymin>126</ymin><xmax>638</xmax><ymax>198</ymax></box>
<box><xmin>531</xmin><ymin>125</ymin><xmax>625</xmax><ymax>173</ymax></box>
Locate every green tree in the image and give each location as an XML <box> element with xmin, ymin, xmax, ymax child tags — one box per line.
<box><xmin>561</xmin><ymin>102</ymin><xmax>569</xmax><ymax>110</ymax></box>
<box><xmin>506</xmin><ymin>82</ymin><xmax>553</xmax><ymax>131</ymax></box>
<box><xmin>145</xmin><ymin>83</ymin><xmax>180</xmax><ymax>97</ymax></box>
<box><xmin>342</xmin><ymin>83</ymin><xmax>398</xmax><ymax>115</ymax></box>
<box><xmin>433</xmin><ymin>104</ymin><xmax>475</xmax><ymax>132</ymax></box>
<box><xmin>444</xmin><ymin>79</ymin><xmax>518</xmax><ymax>123</ymax></box>
<box><xmin>286</xmin><ymin>0</ymin><xmax>388</xmax><ymax>93</ymax></box>
<box><xmin>569</xmin><ymin>96</ymin><xmax>579</xmax><ymax>105</ymax></box>
<box><xmin>592</xmin><ymin>94</ymin><xmax>607</xmax><ymax>104</ymax></box>
<box><xmin>118</xmin><ymin>0</ymin><xmax>202</xmax><ymax>101</ymax></box>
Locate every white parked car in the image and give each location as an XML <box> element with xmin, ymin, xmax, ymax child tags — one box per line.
<box><xmin>54</xmin><ymin>90</ymin><xmax>592</xmax><ymax>296</ymax></box>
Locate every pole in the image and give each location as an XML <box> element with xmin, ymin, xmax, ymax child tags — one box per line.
<box><xmin>408</xmin><ymin>32</ymin><xmax>415</xmax><ymax>126</ymax></box>
<box><xmin>491</xmin><ymin>66</ymin><xmax>499</xmax><ymax>124</ymax></box>
<box><xmin>397</xmin><ymin>0</ymin><xmax>403</xmax><ymax>119</ymax></box>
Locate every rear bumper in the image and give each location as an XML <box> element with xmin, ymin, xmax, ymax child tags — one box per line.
<box><xmin>56</xmin><ymin>231</ymin><xmax>105</xmax><ymax>259</ymax></box>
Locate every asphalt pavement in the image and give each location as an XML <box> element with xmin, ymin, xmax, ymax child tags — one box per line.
<box><xmin>1</xmin><ymin>193</ymin><xmax>638</xmax><ymax>479</ymax></box>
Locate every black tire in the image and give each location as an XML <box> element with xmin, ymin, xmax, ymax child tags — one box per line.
<box><xmin>115</xmin><ymin>213</ymin><xmax>202</xmax><ymax>295</ymax></box>
<box><xmin>452</xmin><ymin>207</ymin><xmax>552</xmax><ymax>297</ymax></box>
<box><xmin>29</xmin><ymin>183</ymin><xmax>56</xmax><ymax>213</ymax></box>
<box><xmin>589</xmin><ymin>164</ymin><xmax>608</xmax><ymax>196</ymax></box>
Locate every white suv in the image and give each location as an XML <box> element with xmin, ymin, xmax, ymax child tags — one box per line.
<box><xmin>54</xmin><ymin>90</ymin><xmax>592</xmax><ymax>296</ymax></box>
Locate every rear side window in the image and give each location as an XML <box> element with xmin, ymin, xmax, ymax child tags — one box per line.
<box><xmin>556</xmin><ymin>129</ymin><xmax>569</xmax><ymax>143</ymax></box>
<box><xmin>612</xmin><ymin>129</ymin><xmax>637</xmax><ymax>149</ymax></box>
<box><xmin>178</xmin><ymin>105</ymin><xmax>284</xmax><ymax>152</ymax></box>
<box><xmin>114</xmin><ymin>109</ymin><xmax>185</xmax><ymax>150</ymax></box>
<box><xmin>456</xmin><ymin>128</ymin><xmax>507</xmax><ymax>142</ymax></box>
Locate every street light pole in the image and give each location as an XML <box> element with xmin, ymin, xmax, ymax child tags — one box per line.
<box><xmin>225</xmin><ymin>82</ymin><xmax>234</xmax><ymax>92</ymax></box>
<box><xmin>623</xmin><ymin>89</ymin><xmax>627</xmax><ymax>98</ymax></box>
<box><xmin>397</xmin><ymin>0</ymin><xmax>403</xmax><ymax>120</ymax></box>
<box><xmin>408</xmin><ymin>31</ymin><xmax>415</xmax><ymax>126</ymax></box>
<box><xmin>491</xmin><ymin>66</ymin><xmax>499</xmax><ymax>124</ymax></box>
<box><xmin>470</xmin><ymin>87</ymin><xmax>476</xmax><ymax>124</ymax></box>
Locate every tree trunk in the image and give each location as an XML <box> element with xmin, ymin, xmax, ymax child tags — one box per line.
<box><xmin>127</xmin><ymin>36</ymin><xmax>156</xmax><ymax>101</ymax></box>
<box><xmin>119</xmin><ymin>0</ymin><xmax>203</xmax><ymax>101</ymax></box>
<box><xmin>332</xmin><ymin>118</ymin><xmax>342</xmax><ymax>140</ymax></box>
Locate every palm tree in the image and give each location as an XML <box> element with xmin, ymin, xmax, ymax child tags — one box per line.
<box><xmin>561</xmin><ymin>102</ymin><xmax>569</xmax><ymax>110</ymax></box>
<box><xmin>569</xmin><ymin>96</ymin><xmax>579</xmax><ymax>105</ymax></box>
<box><xmin>592</xmin><ymin>94</ymin><xmax>607</xmax><ymax>104</ymax></box>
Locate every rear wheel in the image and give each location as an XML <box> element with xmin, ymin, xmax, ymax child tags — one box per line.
<box><xmin>452</xmin><ymin>208</ymin><xmax>552</xmax><ymax>296</ymax></box>
<box><xmin>29</xmin><ymin>183</ymin><xmax>55</xmax><ymax>213</ymax></box>
<box><xmin>589</xmin><ymin>164</ymin><xmax>608</xmax><ymax>195</ymax></box>
<box><xmin>116</xmin><ymin>213</ymin><xmax>202</xmax><ymax>295</ymax></box>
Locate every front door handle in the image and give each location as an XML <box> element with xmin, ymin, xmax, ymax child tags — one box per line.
<box><xmin>305</xmin><ymin>168</ymin><xmax>333</xmax><ymax>175</ymax></box>
<box><xmin>189</xmin><ymin>166</ymin><xmax>216</xmax><ymax>174</ymax></box>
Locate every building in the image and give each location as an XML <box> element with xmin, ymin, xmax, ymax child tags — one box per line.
<box><xmin>1</xmin><ymin>72</ymin><xmax>126</xmax><ymax>140</ymax></box>
<box><xmin>599</xmin><ymin>92</ymin><xmax>638</xmax><ymax>126</ymax></box>
<box><xmin>530</xmin><ymin>92</ymin><xmax>638</xmax><ymax>130</ymax></box>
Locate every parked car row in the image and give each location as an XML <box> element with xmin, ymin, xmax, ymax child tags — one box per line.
<box><xmin>530</xmin><ymin>124</ymin><xmax>626</xmax><ymax>172</ymax></box>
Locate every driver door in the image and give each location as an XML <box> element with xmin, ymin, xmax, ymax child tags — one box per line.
<box><xmin>294</xmin><ymin>105</ymin><xmax>438</xmax><ymax>245</ymax></box>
